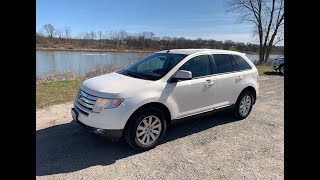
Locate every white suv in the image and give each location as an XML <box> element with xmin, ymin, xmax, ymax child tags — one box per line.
<box><xmin>72</xmin><ymin>49</ymin><xmax>259</xmax><ymax>151</ymax></box>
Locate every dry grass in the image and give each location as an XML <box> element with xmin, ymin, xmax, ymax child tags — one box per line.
<box><xmin>36</xmin><ymin>79</ymin><xmax>82</xmax><ymax>108</ymax></box>
<box><xmin>36</xmin><ymin>65</ymin><xmax>120</xmax><ymax>108</ymax></box>
<box><xmin>256</xmin><ymin>65</ymin><xmax>275</xmax><ymax>76</ymax></box>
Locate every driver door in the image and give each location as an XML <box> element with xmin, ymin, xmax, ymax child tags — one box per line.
<box><xmin>167</xmin><ymin>55</ymin><xmax>215</xmax><ymax>119</ymax></box>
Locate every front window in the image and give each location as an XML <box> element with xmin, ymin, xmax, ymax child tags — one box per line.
<box><xmin>179</xmin><ymin>55</ymin><xmax>211</xmax><ymax>78</ymax></box>
<box><xmin>118</xmin><ymin>53</ymin><xmax>187</xmax><ymax>80</ymax></box>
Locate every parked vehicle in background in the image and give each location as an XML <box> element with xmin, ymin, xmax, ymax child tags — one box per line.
<box><xmin>272</xmin><ymin>57</ymin><xmax>284</xmax><ymax>74</ymax></box>
<box><xmin>71</xmin><ymin>49</ymin><xmax>259</xmax><ymax>151</ymax></box>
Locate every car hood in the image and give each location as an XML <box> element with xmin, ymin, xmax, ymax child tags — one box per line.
<box><xmin>81</xmin><ymin>72</ymin><xmax>153</xmax><ymax>98</ymax></box>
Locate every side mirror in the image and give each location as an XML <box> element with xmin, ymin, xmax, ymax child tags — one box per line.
<box><xmin>170</xmin><ymin>70</ymin><xmax>192</xmax><ymax>82</ymax></box>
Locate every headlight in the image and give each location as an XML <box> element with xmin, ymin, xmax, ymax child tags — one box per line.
<box><xmin>93</xmin><ymin>98</ymin><xmax>124</xmax><ymax>112</ymax></box>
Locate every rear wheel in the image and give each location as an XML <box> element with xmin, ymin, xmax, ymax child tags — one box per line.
<box><xmin>233</xmin><ymin>91</ymin><xmax>254</xmax><ymax>119</ymax></box>
<box><xmin>124</xmin><ymin>107</ymin><xmax>167</xmax><ymax>151</ymax></box>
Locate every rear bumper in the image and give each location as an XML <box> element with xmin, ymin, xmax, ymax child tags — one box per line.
<box><xmin>72</xmin><ymin>108</ymin><xmax>123</xmax><ymax>141</ymax></box>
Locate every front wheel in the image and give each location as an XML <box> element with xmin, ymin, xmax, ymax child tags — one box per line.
<box><xmin>124</xmin><ymin>107</ymin><xmax>167</xmax><ymax>151</ymax></box>
<box><xmin>233</xmin><ymin>91</ymin><xmax>254</xmax><ymax>119</ymax></box>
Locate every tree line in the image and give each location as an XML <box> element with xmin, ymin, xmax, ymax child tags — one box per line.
<box><xmin>36</xmin><ymin>24</ymin><xmax>283</xmax><ymax>57</ymax></box>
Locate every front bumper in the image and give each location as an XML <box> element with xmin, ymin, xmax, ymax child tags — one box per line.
<box><xmin>72</xmin><ymin>108</ymin><xmax>123</xmax><ymax>141</ymax></box>
<box><xmin>73</xmin><ymin>97</ymin><xmax>135</xmax><ymax>129</ymax></box>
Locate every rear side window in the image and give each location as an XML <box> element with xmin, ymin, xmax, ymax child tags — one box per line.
<box><xmin>212</xmin><ymin>54</ymin><xmax>235</xmax><ymax>74</ymax></box>
<box><xmin>230</xmin><ymin>56</ymin><xmax>239</xmax><ymax>71</ymax></box>
<box><xmin>232</xmin><ymin>55</ymin><xmax>252</xmax><ymax>70</ymax></box>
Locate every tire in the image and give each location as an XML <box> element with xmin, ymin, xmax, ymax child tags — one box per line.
<box><xmin>124</xmin><ymin>107</ymin><xmax>167</xmax><ymax>151</ymax></box>
<box><xmin>278</xmin><ymin>64</ymin><xmax>284</xmax><ymax>74</ymax></box>
<box><xmin>233</xmin><ymin>91</ymin><xmax>254</xmax><ymax>119</ymax></box>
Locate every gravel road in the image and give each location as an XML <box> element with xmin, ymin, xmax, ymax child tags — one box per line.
<box><xmin>36</xmin><ymin>74</ymin><xmax>284</xmax><ymax>180</ymax></box>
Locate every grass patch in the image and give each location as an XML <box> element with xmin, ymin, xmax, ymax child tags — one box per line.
<box><xmin>36</xmin><ymin>79</ymin><xmax>83</xmax><ymax>108</ymax></box>
<box><xmin>256</xmin><ymin>65</ymin><xmax>275</xmax><ymax>76</ymax></box>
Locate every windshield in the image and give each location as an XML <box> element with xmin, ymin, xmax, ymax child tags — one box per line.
<box><xmin>118</xmin><ymin>53</ymin><xmax>187</xmax><ymax>80</ymax></box>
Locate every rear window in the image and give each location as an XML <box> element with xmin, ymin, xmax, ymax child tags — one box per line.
<box><xmin>232</xmin><ymin>55</ymin><xmax>252</xmax><ymax>70</ymax></box>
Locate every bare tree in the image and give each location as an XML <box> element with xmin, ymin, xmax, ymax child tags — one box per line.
<box><xmin>42</xmin><ymin>24</ymin><xmax>55</xmax><ymax>40</ymax></box>
<box><xmin>108</xmin><ymin>30</ymin><xmax>128</xmax><ymax>48</ymax></box>
<box><xmin>108</xmin><ymin>30</ymin><xmax>120</xmax><ymax>48</ymax></box>
<box><xmin>97</xmin><ymin>31</ymin><xmax>104</xmax><ymax>47</ymax></box>
<box><xmin>227</xmin><ymin>0</ymin><xmax>284</xmax><ymax>63</ymax></box>
<box><xmin>89</xmin><ymin>31</ymin><xmax>96</xmax><ymax>40</ymax></box>
<box><xmin>161</xmin><ymin>36</ymin><xmax>172</xmax><ymax>49</ymax></box>
<box><xmin>55</xmin><ymin>29</ymin><xmax>64</xmax><ymax>41</ymax></box>
<box><xmin>118</xmin><ymin>30</ymin><xmax>128</xmax><ymax>47</ymax></box>
<box><xmin>89</xmin><ymin>31</ymin><xmax>96</xmax><ymax>45</ymax></box>
<box><xmin>64</xmin><ymin>26</ymin><xmax>72</xmax><ymax>41</ymax></box>
<box><xmin>223</xmin><ymin>40</ymin><xmax>236</xmax><ymax>49</ymax></box>
<box><xmin>36</xmin><ymin>31</ymin><xmax>45</xmax><ymax>43</ymax></box>
<box><xmin>141</xmin><ymin>32</ymin><xmax>155</xmax><ymax>48</ymax></box>
<box><xmin>78</xmin><ymin>32</ymin><xmax>90</xmax><ymax>46</ymax></box>
<box><xmin>36</xmin><ymin>26</ymin><xmax>284</xmax><ymax>54</ymax></box>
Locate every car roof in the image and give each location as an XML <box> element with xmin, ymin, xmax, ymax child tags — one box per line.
<box><xmin>156</xmin><ymin>49</ymin><xmax>246</xmax><ymax>56</ymax></box>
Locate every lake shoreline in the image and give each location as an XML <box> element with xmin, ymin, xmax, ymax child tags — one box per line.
<box><xmin>36</xmin><ymin>47</ymin><xmax>261</xmax><ymax>54</ymax></box>
<box><xmin>36</xmin><ymin>47</ymin><xmax>154</xmax><ymax>54</ymax></box>
<box><xmin>36</xmin><ymin>50</ymin><xmax>281</xmax><ymax>78</ymax></box>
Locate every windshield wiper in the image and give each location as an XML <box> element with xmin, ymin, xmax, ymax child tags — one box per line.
<box><xmin>124</xmin><ymin>71</ymin><xmax>149</xmax><ymax>80</ymax></box>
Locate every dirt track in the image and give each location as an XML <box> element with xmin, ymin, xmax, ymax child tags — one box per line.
<box><xmin>36</xmin><ymin>75</ymin><xmax>284</xmax><ymax>180</ymax></box>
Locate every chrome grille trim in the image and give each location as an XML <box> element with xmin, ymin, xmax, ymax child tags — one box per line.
<box><xmin>80</xmin><ymin>96</ymin><xmax>95</xmax><ymax>105</ymax></box>
<box><xmin>77</xmin><ymin>90</ymin><xmax>97</xmax><ymax>110</ymax></box>
<box><xmin>79</xmin><ymin>90</ymin><xmax>98</xmax><ymax>100</ymax></box>
<box><xmin>77</xmin><ymin>98</ymin><xmax>94</xmax><ymax>109</ymax></box>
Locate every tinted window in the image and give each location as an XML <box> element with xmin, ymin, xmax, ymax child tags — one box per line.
<box><xmin>230</xmin><ymin>56</ymin><xmax>239</xmax><ymax>71</ymax></box>
<box><xmin>136</xmin><ymin>56</ymin><xmax>165</xmax><ymax>72</ymax></box>
<box><xmin>232</xmin><ymin>55</ymin><xmax>252</xmax><ymax>70</ymax></box>
<box><xmin>213</xmin><ymin>54</ymin><xmax>234</xmax><ymax>73</ymax></box>
<box><xmin>179</xmin><ymin>55</ymin><xmax>211</xmax><ymax>78</ymax></box>
<box><xmin>118</xmin><ymin>53</ymin><xmax>187</xmax><ymax>80</ymax></box>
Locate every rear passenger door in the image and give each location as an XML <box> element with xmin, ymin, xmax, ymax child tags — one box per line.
<box><xmin>210</xmin><ymin>54</ymin><xmax>243</xmax><ymax>107</ymax></box>
<box><xmin>231</xmin><ymin>54</ymin><xmax>254</xmax><ymax>94</ymax></box>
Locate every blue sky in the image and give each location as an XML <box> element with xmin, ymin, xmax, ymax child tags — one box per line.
<box><xmin>36</xmin><ymin>0</ymin><xmax>257</xmax><ymax>43</ymax></box>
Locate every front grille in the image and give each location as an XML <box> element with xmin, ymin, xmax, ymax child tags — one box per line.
<box><xmin>75</xmin><ymin>106</ymin><xmax>89</xmax><ymax>116</ymax></box>
<box><xmin>77</xmin><ymin>90</ymin><xmax>97</xmax><ymax>111</ymax></box>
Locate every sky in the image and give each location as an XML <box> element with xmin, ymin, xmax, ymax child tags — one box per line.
<box><xmin>36</xmin><ymin>0</ymin><xmax>258</xmax><ymax>44</ymax></box>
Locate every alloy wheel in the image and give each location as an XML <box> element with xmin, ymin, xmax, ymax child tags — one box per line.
<box><xmin>239</xmin><ymin>95</ymin><xmax>252</xmax><ymax>117</ymax></box>
<box><xmin>136</xmin><ymin>116</ymin><xmax>162</xmax><ymax>146</ymax></box>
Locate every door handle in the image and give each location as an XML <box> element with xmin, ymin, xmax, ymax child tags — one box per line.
<box><xmin>205</xmin><ymin>79</ymin><xmax>214</xmax><ymax>85</ymax></box>
<box><xmin>236</xmin><ymin>76</ymin><xmax>243</xmax><ymax>80</ymax></box>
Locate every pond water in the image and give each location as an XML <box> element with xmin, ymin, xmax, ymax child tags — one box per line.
<box><xmin>36</xmin><ymin>51</ymin><xmax>282</xmax><ymax>77</ymax></box>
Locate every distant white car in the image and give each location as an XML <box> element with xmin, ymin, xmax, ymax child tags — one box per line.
<box><xmin>72</xmin><ymin>49</ymin><xmax>259</xmax><ymax>151</ymax></box>
<box><xmin>272</xmin><ymin>57</ymin><xmax>284</xmax><ymax>74</ymax></box>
